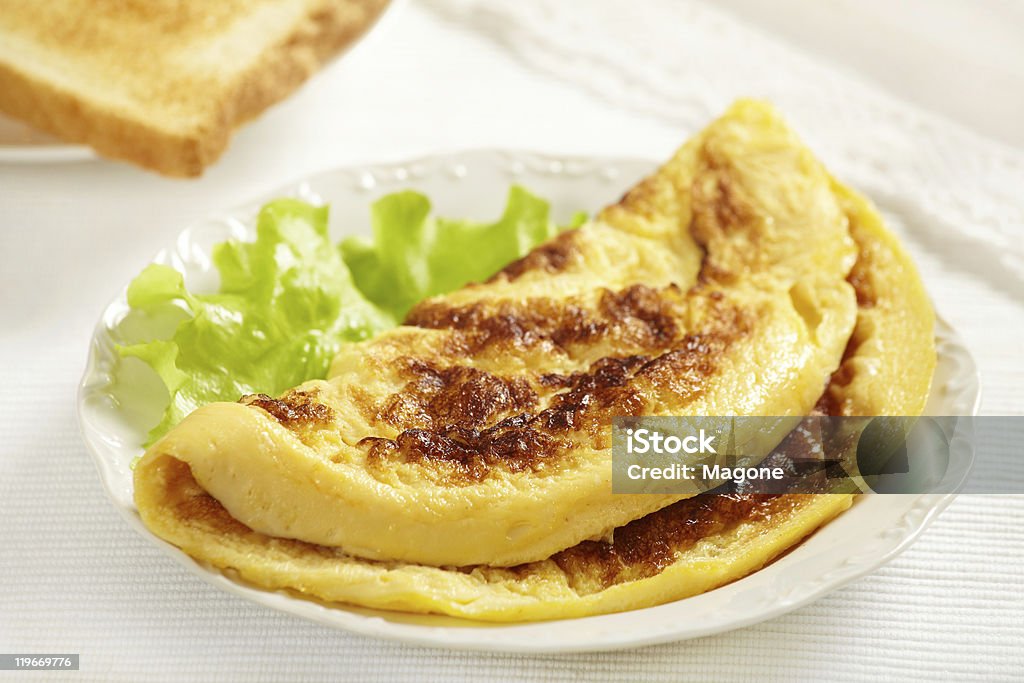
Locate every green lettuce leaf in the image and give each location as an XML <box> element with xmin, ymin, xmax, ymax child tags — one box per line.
<box><xmin>118</xmin><ymin>188</ymin><xmax>583</xmax><ymax>445</ymax></box>
<box><xmin>118</xmin><ymin>199</ymin><xmax>392</xmax><ymax>444</ymax></box>
<box><xmin>341</xmin><ymin>185</ymin><xmax>585</xmax><ymax>319</ymax></box>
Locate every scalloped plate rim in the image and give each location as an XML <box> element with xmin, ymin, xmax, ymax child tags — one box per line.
<box><xmin>77</xmin><ymin>149</ymin><xmax>982</xmax><ymax>653</ymax></box>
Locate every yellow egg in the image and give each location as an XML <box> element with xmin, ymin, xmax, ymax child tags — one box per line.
<box><xmin>133</xmin><ymin>99</ymin><xmax>934</xmax><ymax>621</ymax></box>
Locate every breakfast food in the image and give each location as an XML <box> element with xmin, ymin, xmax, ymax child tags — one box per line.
<box><xmin>132</xmin><ymin>100</ymin><xmax>935</xmax><ymax>620</ymax></box>
<box><xmin>0</xmin><ymin>0</ymin><xmax>390</xmax><ymax>176</ymax></box>
<box><xmin>138</xmin><ymin>99</ymin><xmax>859</xmax><ymax>567</ymax></box>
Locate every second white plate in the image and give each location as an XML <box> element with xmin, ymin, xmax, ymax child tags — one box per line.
<box><xmin>0</xmin><ymin>112</ymin><xmax>94</xmax><ymax>163</ymax></box>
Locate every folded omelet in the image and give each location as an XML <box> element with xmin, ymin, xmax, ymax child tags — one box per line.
<box><xmin>133</xmin><ymin>99</ymin><xmax>935</xmax><ymax>621</ymax></box>
<box><xmin>137</xmin><ymin>99</ymin><xmax>859</xmax><ymax>568</ymax></box>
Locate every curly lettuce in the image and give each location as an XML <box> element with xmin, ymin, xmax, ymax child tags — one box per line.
<box><xmin>117</xmin><ymin>187</ymin><xmax>580</xmax><ymax>444</ymax></box>
<box><xmin>342</xmin><ymin>186</ymin><xmax>585</xmax><ymax>319</ymax></box>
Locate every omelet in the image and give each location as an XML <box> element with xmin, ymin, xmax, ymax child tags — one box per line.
<box><xmin>133</xmin><ymin>99</ymin><xmax>935</xmax><ymax>621</ymax></box>
<box><xmin>136</xmin><ymin>99</ymin><xmax>859</xmax><ymax>567</ymax></box>
<box><xmin>819</xmin><ymin>179</ymin><xmax>935</xmax><ymax>417</ymax></box>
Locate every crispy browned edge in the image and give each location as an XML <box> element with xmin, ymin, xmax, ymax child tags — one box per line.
<box><xmin>0</xmin><ymin>0</ymin><xmax>390</xmax><ymax>177</ymax></box>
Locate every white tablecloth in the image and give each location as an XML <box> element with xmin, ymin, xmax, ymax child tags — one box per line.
<box><xmin>1</xmin><ymin>1</ymin><xmax>1022</xmax><ymax>680</ymax></box>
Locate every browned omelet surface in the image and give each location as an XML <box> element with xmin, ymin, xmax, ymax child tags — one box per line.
<box><xmin>133</xmin><ymin>99</ymin><xmax>935</xmax><ymax>621</ymax></box>
<box><xmin>137</xmin><ymin>99</ymin><xmax>860</xmax><ymax>568</ymax></box>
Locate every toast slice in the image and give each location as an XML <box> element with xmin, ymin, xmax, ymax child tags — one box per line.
<box><xmin>0</xmin><ymin>0</ymin><xmax>390</xmax><ymax>176</ymax></box>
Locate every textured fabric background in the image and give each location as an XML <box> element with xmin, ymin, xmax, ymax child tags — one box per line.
<box><xmin>1</xmin><ymin>1</ymin><xmax>1022</xmax><ymax>680</ymax></box>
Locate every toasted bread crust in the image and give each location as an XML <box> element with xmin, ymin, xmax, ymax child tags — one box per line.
<box><xmin>0</xmin><ymin>0</ymin><xmax>390</xmax><ymax>176</ymax></box>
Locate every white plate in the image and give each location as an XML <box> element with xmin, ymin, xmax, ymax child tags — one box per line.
<box><xmin>78</xmin><ymin>150</ymin><xmax>982</xmax><ymax>653</ymax></box>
